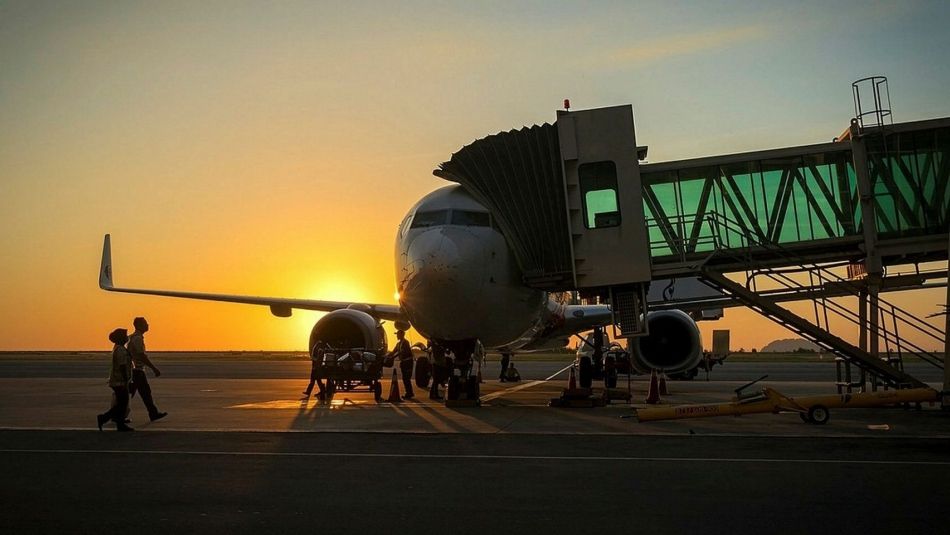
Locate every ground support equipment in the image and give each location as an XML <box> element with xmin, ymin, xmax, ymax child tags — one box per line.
<box><xmin>636</xmin><ymin>384</ymin><xmax>940</xmax><ymax>425</ymax></box>
<box><xmin>317</xmin><ymin>348</ymin><xmax>385</xmax><ymax>402</ymax></box>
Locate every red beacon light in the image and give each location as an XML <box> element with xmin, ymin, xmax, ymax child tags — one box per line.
<box><xmin>563</xmin><ymin>99</ymin><xmax>571</xmax><ymax>111</ymax></box>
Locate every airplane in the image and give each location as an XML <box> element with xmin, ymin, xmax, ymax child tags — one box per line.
<box><xmin>99</xmin><ymin>183</ymin><xmax>707</xmax><ymax>393</ymax></box>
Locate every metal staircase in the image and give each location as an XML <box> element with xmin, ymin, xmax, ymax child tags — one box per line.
<box><xmin>666</xmin><ymin>212</ymin><xmax>943</xmax><ymax>388</ymax></box>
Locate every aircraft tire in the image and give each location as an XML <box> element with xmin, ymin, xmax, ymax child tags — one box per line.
<box><xmin>415</xmin><ymin>357</ymin><xmax>432</xmax><ymax>388</ymax></box>
<box><xmin>579</xmin><ymin>356</ymin><xmax>593</xmax><ymax>388</ymax></box>
<box><xmin>447</xmin><ymin>375</ymin><xmax>460</xmax><ymax>400</ymax></box>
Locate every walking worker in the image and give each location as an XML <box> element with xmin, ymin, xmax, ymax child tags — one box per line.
<box><xmin>127</xmin><ymin>317</ymin><xmax>167</xmax><ymax>422</ymax></box>
<box><xmin>97</xmin><ymin>328</ymin><xmax>134</xmax><ymax>432</ymax></box>
<box><xmin>304</xmin><ymin>340</ymin><xmax>328</xmax><ymax>400</ymax></box>
<box><xmin>499</xmin><ymin>352</ymin><xmax>511</xmax><ymax>382</ymax></box>
<box><xmin>387</xmin><ymin>329</ymin><xmax>414</xmax><ymax>399</ymax></box>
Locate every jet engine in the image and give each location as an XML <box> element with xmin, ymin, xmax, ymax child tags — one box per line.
<box><xmin>629</xmin><ymin>309</ymin><xmax>702</xmax><ymax>375</ymax></box>
<box><xmin>308</xmin><ymin>308</ymin><xmax>388</xmax><ymax>354</ymax></box>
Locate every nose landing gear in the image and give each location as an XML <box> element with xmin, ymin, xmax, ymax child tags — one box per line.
<box><xmin>414</xmin><ymin>340</ymin><xmax>482</xmax><ymax>406</ymax></box>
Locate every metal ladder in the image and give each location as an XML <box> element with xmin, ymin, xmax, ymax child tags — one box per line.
<box><xmin>696</xmin><ymin>213</ymin><xmax>943</xmax><ymax>389</ymax></box>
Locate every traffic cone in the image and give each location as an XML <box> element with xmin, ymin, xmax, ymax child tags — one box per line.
<box><xmin>645</xmin><ymin>369</ymin><xmax>660</xmax><ymax>404</ymax></box>
<box><xmin>387</xmin><ymin>368</ymin><xmax>402</xmax><ymax>403</ymax></box>
<box><xmin>568</xmin><ymin>366</ymin><xmax>577</xmax><ymax>390</ymax></box>
<box><xmin>659</xmin><ymin>371</ymin><xmax>669</xmax><ymax>396</ymax></box>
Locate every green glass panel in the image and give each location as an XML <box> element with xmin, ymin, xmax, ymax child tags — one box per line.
<box><xmin>641</xmin><ymin>126</ymin><xmax>946</xmax><ymax>261</ymax></box>
<box><xmin>650</xmin><ymin>182</ymin><xmax>677</xmax><ymax>214</ymax></box>
<box><xmin>584</xmin><ymin>190</ymin><xmax>619</xmax><ymax>228</ymax></box>
<box><xmin>721</xmin><ymin>161</ymin><xmax>765</xmax><ymax>240</ymax></box>
<box><xmin>641</xmin><ymin>187</ymin><xmax>673</xmax><ymax>257</ymax></box>
<box><xmin>579</xmin><ymin>161</ymin><xmax>621</xmax><ymax>229</ymax></box>
<box><xmin>847</xmin><ymin>160</ymin><xmax>861</xmax><ymax>232</ymax></box>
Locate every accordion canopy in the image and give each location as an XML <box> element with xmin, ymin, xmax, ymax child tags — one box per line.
<box><xmin>434</xmin><ymin>122</ymin><xmax>574</xmax><ymax>289</ymax></box>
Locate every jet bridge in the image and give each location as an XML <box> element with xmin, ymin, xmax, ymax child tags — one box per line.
<box><xmin>435</xmin><ymin>86</ymin><xmax>948</xmax><ymax>391</ymax></box>
<box><xmin>436</xmin><ymin>105</ymin><xmax>653</xmax><ymax>337</ymax></box>
<box><xmin>639</xmin><ymin>114</ymin><xmax>949</xmax><ymax>389</ymax></box>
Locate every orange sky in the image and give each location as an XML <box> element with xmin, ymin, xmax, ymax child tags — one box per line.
<box><xmin>1</xmin><ymin>2</ymin><xmax>948</xmax><ymax>351</ymax></box>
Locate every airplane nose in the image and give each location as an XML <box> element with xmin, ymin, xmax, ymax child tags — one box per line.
<box><xmin>403</xmin><ymin>229</ymin><xmax>471</xmax><ymax>287</ymax></box>
<box><xmin>399</xmin><ymin>228</ymin><xmax>488</xmax><ymax>323</ymax></box>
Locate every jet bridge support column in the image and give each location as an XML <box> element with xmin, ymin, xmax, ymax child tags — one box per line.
<box><xmin>858</xmin><ymin>288</ymin><xmax>868</xmax><ymax>391</ymax></box>
<box><xmin>851</xmin><ymin>120</ymin><xmax>886</xmax><ymax>388</ymax></box>
<box><xmin>869</xmin><ymin>280</ymin><xmax>881</xmax><ymax>388</ymax></box>
<box><xmin>945</xmin><ymin>231</ymin><xmax>950</xmax><ymax>408</ymax></box>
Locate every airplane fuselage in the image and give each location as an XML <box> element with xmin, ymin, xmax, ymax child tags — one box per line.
<box><xmin>395</xmin><ymin>185</ymin><xmax>564</xmax><ymax>350</ymax></box>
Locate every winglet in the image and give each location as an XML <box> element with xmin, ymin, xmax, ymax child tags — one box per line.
<box><xmin>99</xmin><ymin>234</ymin><xmax>114</xmax><ymax>289</ymax></box>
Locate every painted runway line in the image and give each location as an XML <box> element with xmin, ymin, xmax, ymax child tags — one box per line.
<box><xmin>2</xmin><ymin>448</ymin><xmax>949</xmax><ymax>466</ymax></box>
<box><xmin>479</xmin><ymin>380</ymin><xmax>546</xmax><ymax>401</ymax></box>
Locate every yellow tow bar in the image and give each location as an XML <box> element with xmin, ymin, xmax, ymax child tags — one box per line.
<box><xmin>636</xmin><ymin>382</ymin><xmax>940</xmax><ymax>425</ymax></box>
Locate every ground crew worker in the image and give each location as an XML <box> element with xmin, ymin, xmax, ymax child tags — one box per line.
<box><xmin>304</xmin><ymin>340</ymin><xmax>328</xmax><ymax>400</ymax></box>
<box><xmin>429</xmin><ymin>342</ymin><xmax>446</xmax><ymax>400</ymax></box>
<box><xmin>97</xmin><ymin>328</ymin><xmax>134</xmax><ymax>432</ymax></box>
<box><xmin>474</xmin><ymin>339</ymin><xmax>486</xmax><ymax>383</ymax></box>
<box><xmin>127</xmin><ymin>317</ymin><xmax>167</xmax><ymax>422</ymax></box>
<box><xmin>499</xmin><ymin>352</ymin><xmax>511</xmax><ymax>382</ymax></box>
<box><xmin>387</xmin><ymin>329</ymin><xmax>414</xmax><ymax>399</ymax></box>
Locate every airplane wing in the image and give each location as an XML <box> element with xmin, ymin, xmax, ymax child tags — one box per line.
<box><xmin>513</xmin><ymin>304</ymin><xmax>612</xmax><ymax>351</ymax></box>
<box><xmin>98</xmin><ymin>234</ymin><xmax>404</xmax><ymax>321</ymax></box>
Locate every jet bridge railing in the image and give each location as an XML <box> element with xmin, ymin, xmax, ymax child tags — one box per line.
<box><xmin>753</xmin><ymin>260</ymin><xmax>938</xmax><ymax>371</ymax></box>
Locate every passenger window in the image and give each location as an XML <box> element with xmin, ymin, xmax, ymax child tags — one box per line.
<box><xmin>409</xmin><ymin>210</ymin><xmax>449</xmax><ymax>229</ymax></box>
<box><xmin>579</xmin><ymin>161</ymin><xmax>621</xmax><ymax>228</ymax></box>
<box><xmin>450</xmin><ymin>210</ymin><xmax>490</xmax><ymax>227</ymax></box>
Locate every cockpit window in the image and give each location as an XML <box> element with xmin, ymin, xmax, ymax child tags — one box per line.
<box><xmin>399</xmin><ymin>213</ymin><xmax>412</xmax><ymax>236</ymax></box>
<box><xmin>409</xmin><ymin>210</ymin><xmax>449</xmax><ymax>228</ymax></box>
<box><xmin>450</xmin><ymin>210</ymin><xmax>490</xmax><ymax>227</ymax></box>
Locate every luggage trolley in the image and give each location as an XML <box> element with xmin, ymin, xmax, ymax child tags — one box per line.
<box><xmin>315</xmin><ymin>346</ymin><xmax>387</xmax><ymax>402</ymax></box>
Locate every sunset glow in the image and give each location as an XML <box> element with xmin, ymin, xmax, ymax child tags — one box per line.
<box><xmin>1</xmin><ymin>1</ymin><xmax>948</xmax><ymax>351</ymax></box>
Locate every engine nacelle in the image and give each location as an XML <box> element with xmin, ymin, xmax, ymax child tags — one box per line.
<box><xmin>308</xmin><ymin>309</ymin><xmax>388</xmax><ymax>354</ymax></box>
<box><xmin>629</xmin><ymin>309</ymin><xmax>702</xmax><ymax>374</ymax></box>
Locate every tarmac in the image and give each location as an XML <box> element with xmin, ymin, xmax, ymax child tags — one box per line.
<box><xmin>1</xmin><ymin>355</ymin><xmax>948</xmax><ymax>533</ymax></box>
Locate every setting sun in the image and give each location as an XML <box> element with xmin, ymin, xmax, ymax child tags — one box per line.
<box><xmin>1</xmin><ymin>2</ymin><xmax>947</xmax><ymax>353</ymax></box>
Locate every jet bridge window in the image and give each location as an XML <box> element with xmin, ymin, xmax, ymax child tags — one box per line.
<box><xmin>450</xmin><ymin>210</ymin><xmax>490</xmax><ymax>227</ymax></box>
<box><xmin>410</xmin><ymin>210</ymin><xmax>449</xmax><ymax>229</ymax></box>
<box><xmin>579</xmin><ymin>161</ymin><xmax>621</xmax><ymax>228</ymax></box>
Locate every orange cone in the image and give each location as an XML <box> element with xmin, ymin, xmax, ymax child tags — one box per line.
<box><xmin>568</xmin><ymin>366</ymin><xmax>577</xmax><ymax>390</ymax></box>
<box><xmin>387</xmin><ymin>368</ymin><xmax>402</xmax><ymax>403</ymax></box>
<box><xmin>659</xmin><ymin>371</ymin><xmax>669</xmax><ymax>396</ymax></box>
<box><xmin>645</xmin><ymin>369</ymin><xmax>660</xmax><ymax>404</ymax></box>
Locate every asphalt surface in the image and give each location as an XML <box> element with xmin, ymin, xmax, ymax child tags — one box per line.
<box><xmin>2</xmin><ymin>431</ymin><xmax>948</xmax><ymax>534</ymax></box>
<box><xmin>1</xmin><ymin>357</ymin><xmax>948</xmax><ymax>533</ymax></box>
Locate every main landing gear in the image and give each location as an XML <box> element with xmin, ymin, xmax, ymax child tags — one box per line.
<box><xmin>414</xmin><ymin>340</ymin><xmax>481</xmax><ymax>405</ymax></box>
<box><xmin>578</xmin><ymin>327</ymin><xmax>618</xmax><ymax>389</ymax></box>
